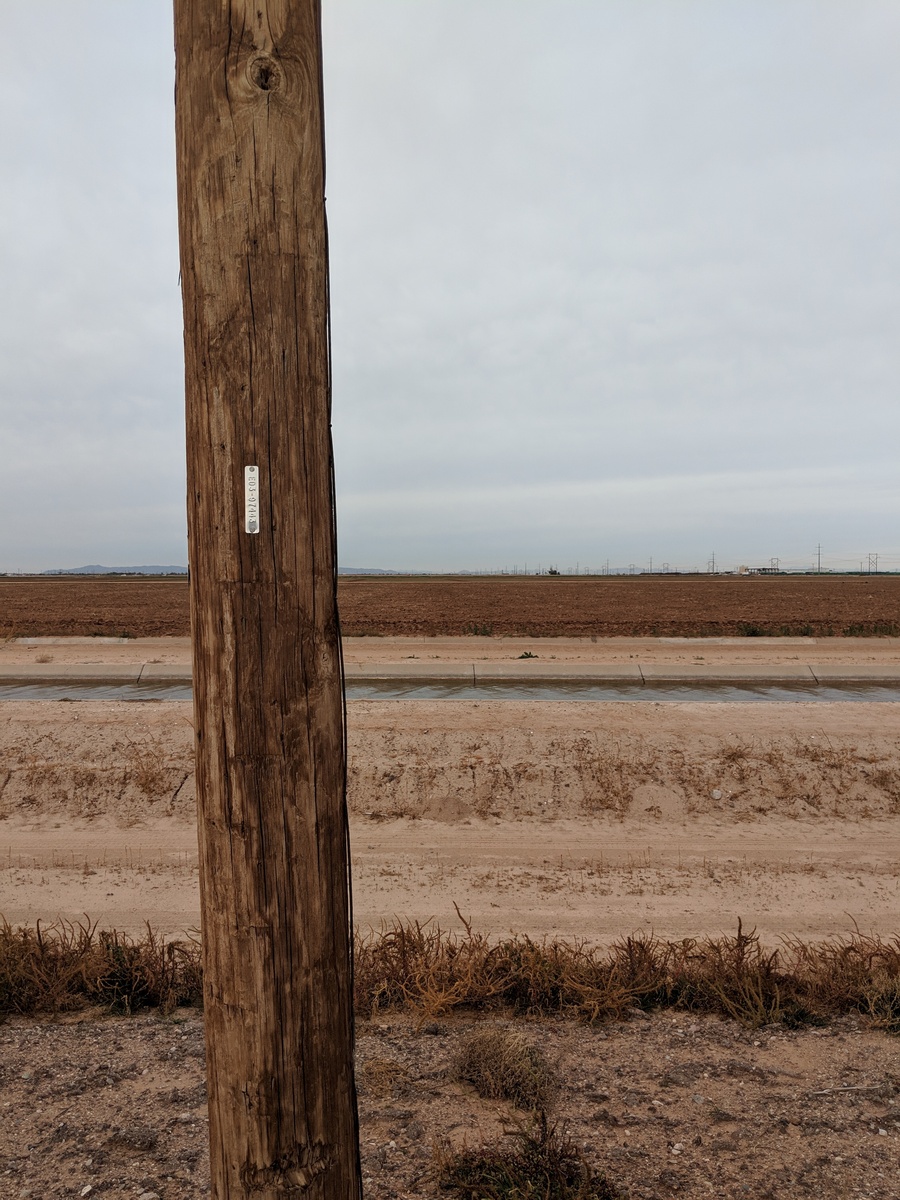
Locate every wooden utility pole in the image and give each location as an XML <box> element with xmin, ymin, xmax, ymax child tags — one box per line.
<box><xmin>173</xmin><ymin>3</ymin><xmax>361</xmax><ymax>1197</ymax></box>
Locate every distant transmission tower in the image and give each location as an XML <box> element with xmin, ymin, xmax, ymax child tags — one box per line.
<box><xmin>868</xmin><ymin>553</ymin><xmax>879</xmax><ymax>574</ymax></box>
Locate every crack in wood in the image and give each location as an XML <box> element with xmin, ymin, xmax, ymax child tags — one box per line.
<box><xmin>240</xmin><ymin>1143</ymin><xmax>331</xmax><ymax>1192</ymax></box>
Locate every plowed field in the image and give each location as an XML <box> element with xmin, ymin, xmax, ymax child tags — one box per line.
<box><xmin>2</xmin><ymin>573</ymin><xmax>899</xmax><ymax>638</ymax></box>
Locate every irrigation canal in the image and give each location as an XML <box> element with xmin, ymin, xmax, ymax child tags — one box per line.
<box><xmin>2</xmin><ymin>680</ymin><xmax>900</xmax><ymax>703</ymax></box>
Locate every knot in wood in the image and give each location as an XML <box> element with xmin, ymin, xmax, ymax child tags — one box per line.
<box><xmin>249</xmin><ymin>55</ymin><xmax>281</xmax><ymax>92</ymax></box>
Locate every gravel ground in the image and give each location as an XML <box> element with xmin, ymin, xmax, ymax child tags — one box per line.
<box><xmin>2</xmin><ymin>1009</ymin><xmax>899</xmax><ymax>1199</ymax></box>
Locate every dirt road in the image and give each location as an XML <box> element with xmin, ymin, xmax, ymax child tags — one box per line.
<box><xmin>2</xmin><ymin>690</ymin><xmax>898</xmax><ymax>943</ymax></box>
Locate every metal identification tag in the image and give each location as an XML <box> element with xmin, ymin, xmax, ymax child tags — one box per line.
<box><xmin>244</xmin><ymin>465</ymin><xmax>260</xmax><ymax>534</ymax></box>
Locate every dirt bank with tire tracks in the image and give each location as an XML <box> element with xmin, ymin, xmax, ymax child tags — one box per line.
<box><xmin>2</xmin><ymin>689</ymin><xmax>897</xmax><ymax>943</ymax></box>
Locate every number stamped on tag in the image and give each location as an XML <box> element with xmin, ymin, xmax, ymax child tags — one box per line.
<box><xmin>244</xmin><ymin>465</ymin><xmax>260</xmax><ymax>534</ymax></box>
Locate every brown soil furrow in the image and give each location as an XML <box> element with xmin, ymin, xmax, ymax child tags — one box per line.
<box><xmin>3</xmin><ymin>573</ymin><xmax>900</xmax><ymax>638</ymax></box>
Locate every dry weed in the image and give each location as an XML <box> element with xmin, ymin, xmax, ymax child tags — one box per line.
<box><xmin>571</xmin><ymin>738</ymin><xmax>657</xmax><ymax>816</ymax></box>
<box><xmin>593</xmin><ymin>737</ymin><xmax>900</xmax><ymax>819</ymax></box>
<box><xmin>453</xmin><ymin>1025</ymin><xmax>559</xmax><ymax>1111</ymax></box>
<box><xmin>88</xmin><ymin>926</ymin><xmax>203</xmax><ymax>1014</ymax></box>
<box><xmin>869</xmin><ymin>766</ymin><xmax>900</xmax><ymax>812</ymax></box>
<box><xmin>435</xmin><ymin>1113</ymin><xmax>623</xmax><ymax>1200</ymax></box>
<box><xmin>665</xmin><ymin>921</ymin><xmax>809</xmax><ymax>1026</ymax></box>
<box><xmin>0</xmin><ymin>918</ymin><xmax>202</xmax><ymax>1016</ymax></box>
<box><xmin>2</xmin><ymin>917</ymin><xmax>900</xmax><ymax>1033</ymax></box>
<box><xmin>358</xmin><ymin>1056</ymin><xmax>410</xmax><ymax>1098</ymax></box>
<box><xmin>355</xmin><ymin>913</ymin><xmax>511</xmax><ymax>1017</ymax></box>
<box><xmin>124</xmin><ymin>735</ymin><xmax>171</xmax><ymax>798</ymax></box>
<box><xmin>786</xmin><ymin>929</ymin><xmax>900</xmax><ymax>1024</ymax></box>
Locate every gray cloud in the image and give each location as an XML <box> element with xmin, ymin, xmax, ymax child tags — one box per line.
<box><xmin>1</xmin><ymin>2</ymin><xmax>898</xmax><ymax>571</ymax></box>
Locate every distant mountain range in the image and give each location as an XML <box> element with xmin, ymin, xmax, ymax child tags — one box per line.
<box><xmin>43</xmin><ymin>565</ymin><xmax>188</xmax><ymax>575</ymax></box>
<box><xmin>337</xmin><ymin>567</ymin><xmax>400</xmax><ymax>575</ymax></box>
<box><xmin>39</xmin><ymin>564</ymin><xmax>397</xmax><ymax>576</ymax></box>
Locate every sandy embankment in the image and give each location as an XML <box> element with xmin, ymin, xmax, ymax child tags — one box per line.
<box><xmin>5</xmin><ymin>632</ymin><xmax>900</xmax><ymax>667</ymax></box>
<box><xmin>1</xmin><ymin>639</ymin><xmax>898</xmax><ymax>944</ymax></box>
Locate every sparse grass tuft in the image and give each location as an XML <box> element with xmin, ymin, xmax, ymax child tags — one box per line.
<box><xmin>570</xmin><ymin>738</ymin><xmax>658</xmax><ymax>816</ymax></box>
<box><xmin>124</xmin><ymin>735</ymin><xmax>171</xmax><ymax>798</ymax></box>
<box><xmin>436</xmin><ymin>1114</ymin><xmax>623</xmax><ymax>1199</ymax></box>
<box><xmin>453</xmin><ymin>1025</ymin><xmax>559</xmax><ymax>1111</ymax></box>
<box><xmin>732</xmin><ymin>621</ymin><xmax>900</xmax><ymax>637</ymax></box>
<box><xmin>358</xmin><ymin>1055</ymin><xmax>409</xmax><ymax>1098</ymax></box>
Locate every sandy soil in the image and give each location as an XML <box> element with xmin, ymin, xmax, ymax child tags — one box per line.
<box><xmin>1</xmin><ymin>692</ymin><xmax>898</xmax><ymax>943</ymax></box>
<box><xmin>5</xmin><ymin>633</ymin><xmax>900</xmax><ymax>667</ymax></box>
<box><xmin>3</xmin><ymin>572</ymin><xmax>900</xmax><ymax>638</ymax></box>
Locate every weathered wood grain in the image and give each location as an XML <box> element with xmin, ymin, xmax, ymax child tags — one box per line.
<box><xmin>174</xmin><ymin>2</ymin><xmax>361</xmax><ymax>1196</ymax></box>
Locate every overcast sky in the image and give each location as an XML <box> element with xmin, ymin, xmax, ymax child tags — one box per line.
<box><xmin>1</xmin><ymin>1</ymin><xmax>898</xmax><ymax>573</ymax></box>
